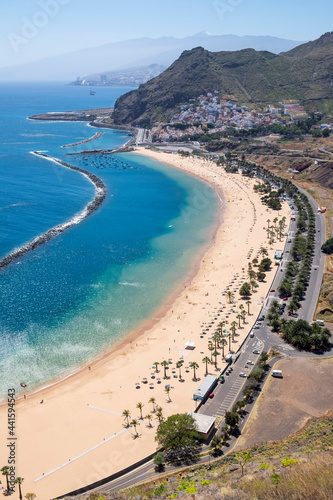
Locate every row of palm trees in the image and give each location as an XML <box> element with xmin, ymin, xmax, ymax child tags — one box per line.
<box><xmin>153</xmin><ymin>359</ymin><xmax>202</xmax><ymax>382</ymax></box>
<box><xmin>204</xmin><ymin>306</ymin><xmax>251</xmax><ymax>372</ymax></box>
<box><xmin>0</xmin><ymin>466</ymin><xmax>30</xmax><ymax>499</ymax></box>
<box><xmin>122</xmin><ymin>397</ymin><xmax>166</xmax><ymax>437</ymax></box>
<box><xmin>266</xmin><ymin>216</ymin><xmax>287</xmax><ymax>244</ymax></box>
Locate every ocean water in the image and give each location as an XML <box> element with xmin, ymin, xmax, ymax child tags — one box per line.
<box><xmin>0</xmin><ymin>83</ymin><xmax>220</xmax><ymax>399</ymax></box>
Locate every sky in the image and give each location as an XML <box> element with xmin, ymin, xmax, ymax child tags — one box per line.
<box><xmin>0</xmin><ymin>0</ymin><xmax>332</xmax><ymax>68</ymax></box>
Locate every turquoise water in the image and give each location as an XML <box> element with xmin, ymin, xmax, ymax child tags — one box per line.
<box><xmin>0</xmin><ymin>84</ymin><xmax>220</xmax><ymax>399</ymax></box>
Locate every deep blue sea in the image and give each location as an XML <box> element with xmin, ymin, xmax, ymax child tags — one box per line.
<box><xmin>0</xmin><ymin>82</ymin><xmax>219</xmax><ymax>400</ymax></box>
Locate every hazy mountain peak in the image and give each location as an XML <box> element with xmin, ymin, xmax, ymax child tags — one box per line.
<box><xmin>194</xmin><ymin>31</ymin><xmax>212</xmax><ymax>37</ymax></box>
<box><xmin>0</xmin><ymin>33</ymin><xmax>305</xmax><ymax>82</ymax></box>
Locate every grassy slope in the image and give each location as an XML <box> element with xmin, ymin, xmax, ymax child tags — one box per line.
<box><xmin>73</xmin><ymin>411</ymin><xmax>333</xmax><ymax>499</ymax></box>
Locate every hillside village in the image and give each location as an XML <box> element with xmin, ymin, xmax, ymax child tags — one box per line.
<box><xmin>151</xmin><ymin>93</ymin><xmax>309</xmax><ymax>142</ymax></box>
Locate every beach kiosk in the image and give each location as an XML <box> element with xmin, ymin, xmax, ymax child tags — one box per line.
<box><xmin>188</xmin><ymin>412</ymin><xmax>216</xmax><ymax>440</ymax></box>
<box><xmin>274</xmin><ymin>250</ymin><xmax>283</xmax><ymax>260</ymax></box>
<box><xmin>193</xmin><ymin>374</ymin><xmax>217</xmax><ymax>402</ymax></box>
<box><xmin>185</xmin><ymin>340</ymin><xmax>196</xmax><ymax>350</ymax></box>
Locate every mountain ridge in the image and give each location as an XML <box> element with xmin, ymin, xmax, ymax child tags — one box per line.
<box><xmin>113</xmin><ymin>33</ymin><xmax>333</xmax><ymax>126</ymax></box>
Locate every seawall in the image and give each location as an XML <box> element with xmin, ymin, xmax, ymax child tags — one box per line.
<box><xmin>0</xmin><ymin>152</ymin><xmax>107</xmax><ymax>270</ymax></box>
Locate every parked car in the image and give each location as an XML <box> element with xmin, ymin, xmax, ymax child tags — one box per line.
<box><xmin>209</xmin><ymin>393</ymin><xmax>214</xmax><ymax>399</ymax></box>
<box><xmin>246</xmin><ymin>360</ymin><xmax>254</xmax><ymax>365</ymax></box>
<box><xmin>239</xmin><ymin>372</ymin><xmax>247</xmax><ymax>378</ymax></box>
<box><xmin>270</xmin><ymin>289</ymin><xmax>275</xmax><ymax>292</ymax></box>
<box><xmin>253</xmin><ymin>350</ymin><xmax>260</xmax><ymax>354</ymax></box>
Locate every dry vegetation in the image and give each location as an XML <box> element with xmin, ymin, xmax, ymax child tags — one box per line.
<box><xmin>72</xmin><ymin>412</ymin><xmax>333</xmax><ymax>500</ymax></box>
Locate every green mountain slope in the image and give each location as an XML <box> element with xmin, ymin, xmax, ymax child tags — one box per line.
<box><xmin>113</xmin><ymin>32</ymin><xmax>333</xmax><ymax>126</ymax></box>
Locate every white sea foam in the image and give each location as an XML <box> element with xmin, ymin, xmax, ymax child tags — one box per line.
<box><xmin>20</xmin><ymin>133</ymin><xmax>60</xmax><ymax>138</ymax></box>
<box><xmin>119</xmin><ymin>281</ymin><xmax>143</xmax><ymax>288</ymax></box>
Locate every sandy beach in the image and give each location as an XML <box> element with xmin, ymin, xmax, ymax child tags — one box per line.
<box><xmin>0</xmin><ymin>149</ymin><xmax>289</xmax><ymax>500</ymax></box>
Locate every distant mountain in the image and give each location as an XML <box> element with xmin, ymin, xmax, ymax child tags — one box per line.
<box><xmin>0</xmin><ymin>33</ymin><xmax>304</xmax><ymax>82</ymax></box>
<box><xmin>113</xmin><ymin>32</ymin><xmax>333</xmax><ymax>126</ymax></box>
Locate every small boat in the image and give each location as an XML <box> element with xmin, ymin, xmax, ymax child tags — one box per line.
<box><xmin>20</xmin><ymin>382</ymin><xmax>27</xmax><ymax>388</ymax></box>
<box><xmin>90</xmin><ymin>91</ymin><xmax>96</xmax><ymax>95</ymax></box>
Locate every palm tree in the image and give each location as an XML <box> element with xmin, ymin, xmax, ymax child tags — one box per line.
<box><xmin>122</xmin><ymin>409</ymin><xmax>131</xmax><ymax>427</ymax></box>
<box><xmin>227</xmin><ymin>333</ymin><xmax>232</xmax><ymax>351</ymax></box>
<box><xmin>236</xmin><ymin>313</ymin><xmax>242</xmax><ymax>329</ymax></box>
<box><xmin>165</xmin><ymin>386</ymin><xmax>172</xmax><ymax>402</ymax></box>
<box><xmin>246</xmin><ymin>300</ymin><xmax>251</xmax><ymax>315</ymax></box>
<box><xmin>212</xmin><ymin>333</ymin><xmax>220</xmax><ymax>351</ymax></box>
<box><xmin>248</xmin><ymin>269</ymin><xmax>256</xmax><ymax>281</ymax></box>
<box><xmin>220</xmin><ymin>338</ymin><xmax>227</xmax><ymax>358</ymax></box>
<box><xmin>136</xmin><ymin>402</ymin><xmax>144</xmax><ymax>420</ymax></box>
<box><xmin>202</xmin><ymin>356</ymin><xmax>211</xmax><ymax>375</ymax></box>
<box><xmin>15</xmin><ymin>477</ymin><xmax>24</xmax><ymax>500</ymax></box>
<box><xmin>226</xmin><ymin>291</ymin><xmax>235</xmax><ymax>303</ymax></box>
<box><xmin>189</xmin><ymin>361</ymin><xmax>199</xmax><ymax>381</ymax></box>
<box><xmin>154</xmin><ymin>361</ymin><xmax>160</xmax><ymax>373</ymax></box>
<box><xmin>230</xmin><ymin>321</ymin><xmax>237</xmax><ymax>341</ymax></box>
<box><xmin>216</xmin><ymin>321</ymin><xmax>224</xmax><ymax>335</ymax></box>
<box><xmin>208</xmin><ymin>342</ymin><xmax>215</xmax><ymax>361</ymax></box>
<box><xmin>149</xmin><ymin>397</ymin><xmax>156</xmax><ymax>413</ymax></box>
<box><xmin>260</xmin><ymin>247</ymin><xmax>268</xmax><ymax>257</ymax></box>
<box><xmin>145</xmin><ymin>414</ymin><xmax>153</xmax><ymax>427</ymax></box>
<box><xmin>250</xmin><ymin>279</ymin><xmax>257</xmax><ymax>292</ymax></box>
<box><xmin>161</xmin><ymin>360</ymin><xmax>168</xmax><ymax>379</ymax></box>
<box><xmin>25</xmin><ymin>494</ymin><xmax>36</xmax><ymax>500</ymax></box>
<box><xmin>130</xmin><ymin>419</ymin><xmax>140</xmax><ymax>437</ymax></box>
<box><xmin>212</xmin><ymin>350</ymin><xmax>219</xmax><ymax>368</ymax></box>
<box><xmin>155</xmin><ymin>406</ymin><xmax>164</xmax><ymax>423</ymax></box>
<box><xmin>266</xmin><ymin>219</ymin><xmax>271</xmax><ymax>229</ymax></box>
<box><xmin>176</xmin><ymin>360</ymin><xmax>183</xmax><ymax>379</ymax></box>
<box><xmin>217</xmin><ymin>321</ymin><xmax>225</xmax><ymax>336</ymax></box>
<box><xmin>241</xmin><ymin>309</ymin><xmax>247</xmax><ymax>324</ymax></box>
<box><xmin>1</xmin><ymin>466</ymin><xmax>10</xmax><ymax>493</ymax></box>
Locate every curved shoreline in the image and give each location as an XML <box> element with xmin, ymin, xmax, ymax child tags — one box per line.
<box><xmin>61</xmin><ymin>131</ymin><xmax>104</xmax><ymax>148</ymax></box>
<box><xmin>0</xmin><ymin>150</ymin><xmax>291</xmax><ymax>499</ymax></box>
<box><xmin>0</xmin><ymin>152</ymin><xmax>107</xmax><ymax>270</ymax></box>
<box><xmin>0</xmin><ymin>151</ymin><xmax>224</xmax><ymax>403</ymax></box>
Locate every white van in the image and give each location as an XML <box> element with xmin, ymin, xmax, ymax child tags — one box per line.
<box><xmin>316</xmin><ymin>319</ymin><xmax>325</xmax><ymax>326</ymax></box>
<box><xmin>272</xmin><ymin>369</ymin><xmax>283</xmax><ymax>378</ymax></box>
